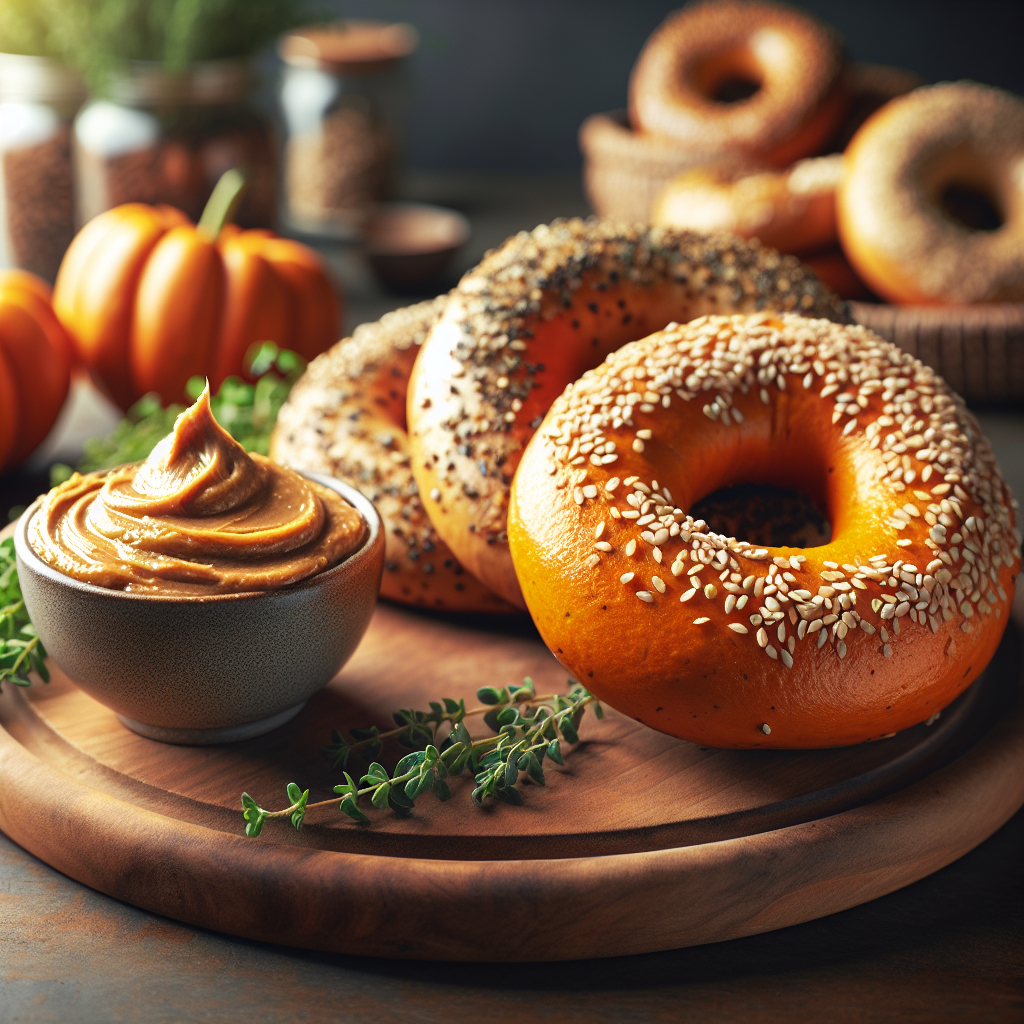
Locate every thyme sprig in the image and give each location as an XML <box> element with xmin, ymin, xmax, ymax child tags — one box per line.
<box><xmin>0</xmin><ymin>537</ymin><xmax>48</xmax><ymax>692</ymax></box>
<box><xmin>240</xmin><ymin>679</ymin><xmax>601</xmax><ymax>836</ymax></box>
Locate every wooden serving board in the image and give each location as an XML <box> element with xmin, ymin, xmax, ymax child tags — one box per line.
<box><xmin>1</xmin><ymin>585</ymin><xmax>1022</xmax><ymax>961</ymax></box>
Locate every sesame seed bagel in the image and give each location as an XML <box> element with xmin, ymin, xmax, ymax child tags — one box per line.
<box><xmin>837</xmin><ymin>82</ymin><xmax>1024</xmax><ymax>304</ymax></box>
<box><xmin>407</xmin><ymin>219</ymin><xmax>847</xmax><ymax>608</ymax></box>
<box><xmin>509</xmin><ymin>312</ymin><xmax>1020</xmax><ymax>748</ymax></box>
<box><xmin>271</xmin><ymin>297</ymin><xmax>517</xmax><ymax>613</ymax></box>
<box><xmin>629</xmin><ymin>0</ymin><xmax>848</xmax><ymax>168</ymax></box>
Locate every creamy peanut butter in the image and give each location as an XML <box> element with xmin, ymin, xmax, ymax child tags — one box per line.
<box><xmin>29</xmin><ymin>386</ymin><xmax>366</xmax><ymax>595</ymax></box>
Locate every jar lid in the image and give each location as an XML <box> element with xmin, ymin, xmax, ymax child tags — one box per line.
<box><xmin>0</xmin><ymin>52</ymin><xmax>86</xmax><ymax>104</ymax></box>
<box><xmin>280</xmin><ymin>21</ymin><xmax>418</xmax><ymax>75</ymax></box>
<box><xmin>107</xmin><ymin>58</ymin><xmax>251</xmax><ymax>107</ymax></box>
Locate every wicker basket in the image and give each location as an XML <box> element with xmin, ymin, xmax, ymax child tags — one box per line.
<box><xmin>851</xmin><ymin>302</ymin><xmax>1024</xmax><ymax>406</ymax></box>
<box><xmin>578</xmin><ymin>110</ymin><xmax>717</xmax><ymax>223</ymax></box>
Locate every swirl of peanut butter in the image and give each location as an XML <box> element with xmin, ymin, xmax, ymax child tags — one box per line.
<box><xmin>29</xmin><ymin>386</ymin><xmax>366</xmax><ymax>595</ymax></box>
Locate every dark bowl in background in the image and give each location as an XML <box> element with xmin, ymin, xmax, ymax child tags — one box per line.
<box><xmin>366</xmin><ymin>201</ymin><xmax>470</xmax><ymax>291</ymax></box>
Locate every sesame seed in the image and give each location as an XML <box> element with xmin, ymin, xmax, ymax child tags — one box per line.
<box><xmin>632</xmin><ymin>439</ymin><xmax>645</xmax><ymax>453</ymax></box>
<box><xmin>620</xmin><ymin>572</ymin><xmax>634</xmax><ymax>583</ymax></box>
<box><xmin>762</xmin><ymin>723</ymin><xmax>772</xmax><ymax>735</ymax></box>
<box><xmin>652</xmin><ymin>576</ymin><xmax>666</xmax><ymax>594</ymax></box>
<box><xmin>625</xmin><ymin>539</ymin><xmax>637</xmax><ymax>556</ymax></box>
<box><xmin>704</xmin><ymin>584</ymin><xmax>718</xmax><ymax>599</ymax></box>
<box><xmin>680</xmin><ymin>588</ymin><xmax>697</xmax><ymax>603</ymax></box>
<box><xmin>636</xmin><ymin>591</ymin><xmax>654</xmax><ymax>603</ymax></box>
<box><xmin>728</xmin><ymin>623</ymin><xmax>748</xmax><ymax>633</ymax></box>
<box><xmin>693</xmin><ymin>617</ymin><xmax>710</xmax><ymax>624</ymax></box>
<box><xmin>756</xmin><ymin>628</ymin><xmax>768</xmax><ymax>647</ymax></box>
<box><xmin>429</xmin><ymin>488</ymin><xmax>441</xmax><ymax>502</ymax></box>
<box><xmin>781</xmin><ymin>650</ymin><xmax>794</xmax><ymax>668</ymax></box>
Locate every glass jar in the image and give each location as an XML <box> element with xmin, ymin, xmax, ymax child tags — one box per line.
<box><xmin>73</xmin><ymin>59</ymin><xmax>277</xmax><ymax>229</ymax></box>
<box><xmin>0</xmin><ymin>53</ymin><xmax>85</xmax><ymax>281</ymax></box>
<box><xmin>279</xmin><ymin>21</ymin><xmax>417</xmax><ymax>238</ymax></box>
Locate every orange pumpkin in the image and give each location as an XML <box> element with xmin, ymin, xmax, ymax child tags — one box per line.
<box><xmin>0</xmin><ymin>270</ymin><xmax>73</xmax><ymax>471</ymax></box>
<box><xmin>53</xmin><ymin>174</ymin><xmax>342</xmax><ymax>409</ymax></box>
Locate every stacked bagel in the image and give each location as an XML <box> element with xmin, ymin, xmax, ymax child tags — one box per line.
<box><xmin>273</xmin><ymin>221</ymin><xmax>844</xmax><ymax>612</ymax></box>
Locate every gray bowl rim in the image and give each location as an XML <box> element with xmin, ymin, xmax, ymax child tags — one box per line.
<box><xmin>14</xmin><ymin>471</ymin><xmax>382</xmax><ymax>606</ymax></box>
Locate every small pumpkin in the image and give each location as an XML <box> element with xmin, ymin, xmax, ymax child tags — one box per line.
<box><xmin>0</xmin><ymin>270</ymin><xmax>73</xmax><ymax>472</ymax></box>
<box><xmin>53</xmin><ymin>171</ymin><xmax>341</xmax><ymax>410</ymax></box>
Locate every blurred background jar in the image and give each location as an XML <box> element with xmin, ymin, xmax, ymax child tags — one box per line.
<box><xmin>73</xmin><ymin>58</ymin><xmax>277</xmax><ymax>228</ymax></box>
<box><xmin>0</xmin><ymin>53</ymin><xmax>85</xmax><ymax>281</ymax></box>
<box><xmin>279</xmin><ymin>21</ymin><xmax>418</xmax><ymax>239</ymax></box>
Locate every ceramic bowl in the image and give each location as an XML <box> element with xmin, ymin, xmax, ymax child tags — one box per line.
<box><xmin>14</xmin><ymin>474</ymin><xmax>384</xmax><ymax>745</ymax></box>
<box><xmin>365</xmin><ymin>202</ymin><xmax>470</xmax><ymax>291</ymax></box>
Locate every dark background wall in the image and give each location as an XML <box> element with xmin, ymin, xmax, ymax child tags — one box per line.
<box><xmin>327</xmin><ymin>0</ymin><xmax>1024</xmax><ymax>170</ymax></box>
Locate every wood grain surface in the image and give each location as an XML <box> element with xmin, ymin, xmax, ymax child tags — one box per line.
<box><xmin>850</xmin><ymin>301</ymin><xmax>1024</xmax><ymax>405</ymax></box>
<box><xmin>0</xmin><ymin>583</ymin><xmax>1021</xmax><ymax>960</ymax></box>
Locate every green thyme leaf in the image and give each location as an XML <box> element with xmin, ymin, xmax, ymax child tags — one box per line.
<box><xmin>238</xmin><ymin>677</ymin><xmax>603</xmax><ymax>834</ymax></box>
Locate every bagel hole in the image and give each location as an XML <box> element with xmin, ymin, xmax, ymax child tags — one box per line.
<box><xmin>710</xmin><ymin>77</ymin><xmax>761</xmax><ymax>103</ymax></box>
<box><xmin>689</xmin><ymin>47</ymin><xmax>763</xmax><ymax>104</ymax></box>
<box><xmin>690</xmin><ymin>483</ymin><xmax>831</xmax><ymax>548</ymax></box>
<box><xmin>939</xmin><ymin>183</ymin><xmax>1003</xmax><ymax>232</ymax></box>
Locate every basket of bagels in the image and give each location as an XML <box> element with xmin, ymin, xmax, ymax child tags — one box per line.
<box><xmin>581</xmin><ymin>0</ymin><xmax>1024</xmax><ymax>406</ymax></box>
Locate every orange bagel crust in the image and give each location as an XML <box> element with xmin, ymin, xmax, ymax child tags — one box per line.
<box><xmin>271</xmin><ymin>298</ymin><xmax>516</xmax><ymax>613</ymax></box>
<box><xmin>406</xmin><ymin>220</ymin><xmax>847</xmax><ymax>608</ymax></box>
<box><xmin>837</xmin><ymin>82</ymin><xmax>1024</xmax><ymax>305</ymax></box>
<box><xmin>652</xmin><ymin>154</ymin><xmax>844</xmax><ymax>256</ymax></box>
<box><xmin>629</xmin><ymin>0</ymin><xmax>848</xmax><ymax>167</ymax></box>
<box><xmin>509</xmin><ymin>313</ymin><xmax>1020</xmax><ymax>748</ymax></box>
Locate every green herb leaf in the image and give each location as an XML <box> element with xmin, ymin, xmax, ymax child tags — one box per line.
<box><xmin>339</xmin><ymin>794</ymin><xmax>369</xmax><ymax>824</ymax></box>
<box><xmin>240</xmin><ymin>792</ymin><xmax>267</xmax><ymax>837</ymax></box>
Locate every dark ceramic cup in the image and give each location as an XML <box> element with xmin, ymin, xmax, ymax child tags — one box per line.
<box><xmin>14</xmin><ymin>475</ymin><xmax>384</xmax><ymax>745</ymax></box>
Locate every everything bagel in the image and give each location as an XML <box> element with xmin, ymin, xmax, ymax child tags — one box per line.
<box><xmin>271</xmin><ymin>298</ymin><xmax>516</xmax><ymax>613</ymax></box>
<box><xmin>509</xmin><ymin>313</ymin><xmax>1019</xmax><ymax>748</ymax></box>
<box><xmin>407</xmin><ymin>219</ymin><xmax>846</xmax><ymax>607</ymax></box>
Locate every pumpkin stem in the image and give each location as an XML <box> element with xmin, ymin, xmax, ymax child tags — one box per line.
<box><xmin>198</xmin><ymin>169</ymin><xmax>248</xmax><ymax>240</ymax></box>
